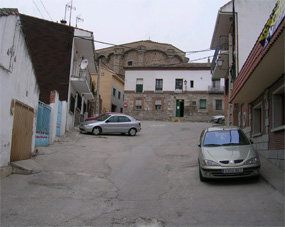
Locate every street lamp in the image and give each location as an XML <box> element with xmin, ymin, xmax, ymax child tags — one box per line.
<box><xmin>217</xmin><ymin>59</ymin><xmax>224</xmax><ymax>67</ymax></box>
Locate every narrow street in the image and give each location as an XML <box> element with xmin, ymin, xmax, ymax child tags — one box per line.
<box><xmin>1</xmin><ymin>121</ymin><xmax>284</xmax><ymax>226</ymax></box>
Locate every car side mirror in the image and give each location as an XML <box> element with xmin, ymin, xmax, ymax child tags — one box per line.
<box><xmin>105</xmin><ymin>120</ymin><xmax>110</xmax><ymax>123</ymax></box>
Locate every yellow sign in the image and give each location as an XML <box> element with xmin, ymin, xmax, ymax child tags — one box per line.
<box><xmin>259</xmin><ymin>0</ymin><xmax>285</xmax><ymax>46</ymax></box>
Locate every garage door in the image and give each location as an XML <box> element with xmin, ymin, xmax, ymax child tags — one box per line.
<box><xmin>10</xmin><ymin>100</ymin><xmax>34</xmax><ymax>162</ymax></box>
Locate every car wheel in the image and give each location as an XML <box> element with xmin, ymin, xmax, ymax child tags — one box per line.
<box><xmin>128</xmin><ymin>128</ymin><xmax>137</xmax><ymax>136</ymax></box>
<box><xmin>92</xmin><ymin>127</ymin><xmax>101</xmax><ymax>136</ymax></box>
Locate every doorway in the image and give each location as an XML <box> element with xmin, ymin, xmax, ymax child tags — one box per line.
<box><xmin>176</xmin><ymin>99</ymin><xmax>184</xmax><ymax>117</ymax></box>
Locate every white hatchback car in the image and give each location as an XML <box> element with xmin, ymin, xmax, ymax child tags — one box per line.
<box><xmin>198</xmin><ymin>126</ymin><xmax>260</xmax><ymax>181</ymax></box>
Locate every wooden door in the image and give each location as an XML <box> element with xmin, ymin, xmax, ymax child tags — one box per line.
<box><xmin>10</xmin><ymin>100</ymin><xmax>34</xmax><ymax>162</ymax></box>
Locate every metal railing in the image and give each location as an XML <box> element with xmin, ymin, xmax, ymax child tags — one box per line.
<box><xmin>208</xmin><ymin>85</ymin><xmax>224</xmax><ymax>94</ymax></box>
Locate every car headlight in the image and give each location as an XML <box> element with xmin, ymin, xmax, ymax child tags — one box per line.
<box><xmin>244</xmin><ymin>157</ymin><xmax>260</xmax><ymax>165</ymax></box>
<box><xmin>203</xmin><ymin>160</ymin><xmax>220</xmax><ymax>166</ymax></box>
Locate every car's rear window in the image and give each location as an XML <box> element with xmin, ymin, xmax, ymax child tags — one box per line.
<box><xmin>203</xmin><ymin>129</ymin><xmax>250</xmax><ymax>147</ymax></box>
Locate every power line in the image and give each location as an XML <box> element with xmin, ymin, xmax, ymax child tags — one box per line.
<box><xmin>19</xmin><ymin>18</ymin><xmax>212</xmax><ymax>64</ymax></box>
<box><xmin>32</xmin><ymin>0</ymin><xmax>45</xmax><ymax>19</ymax></box>
<box><xmin>38</xmin><ymin>0</ymin><xmax>53</xmax><ymax>21</ymax></box>
<box><xmin>189</xmin><ymin>55</ymin><xmax>213</xmax><ymax>62</ymax></box>
<box><xmin>186</xmin><ymin>49</ymin><xmax>212</xmax><ymax>54</ymax></box>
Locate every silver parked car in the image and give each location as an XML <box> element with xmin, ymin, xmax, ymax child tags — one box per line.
<box><xmin>210</xmin><ymin>115</ymin><xmax>225</xmax><ymax>124</ymax></box>
<box><xmin>198</xmin><ymin>126</ymin><xmax>260</xmax><ymax>181</ymax></box>
<box><xmin>79</xmin><ymin>113</ymin><xmax>141</xmax><ymax>136</ymax></box>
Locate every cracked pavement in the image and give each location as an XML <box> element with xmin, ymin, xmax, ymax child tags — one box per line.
<box><xmin>1</xmin><ymin>121</ymin><xmax>284</xmax><ymax>226</ymax></box>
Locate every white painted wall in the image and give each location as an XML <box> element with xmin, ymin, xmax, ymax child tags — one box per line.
<box><xmin>0</xmin><ymin>15</ymin><xmax>39</xmax><ymax>167</ymax></box>
<box><xmin>49</xmin><ymin>91</ymin><xmax>59</xmax><ymax>144</ymax></box>
<box><xmin>125</xmin><ymin>70</ymin><xmax>224</xmax><ymax>91</ymax></box>
<box><xmin>222</xmin><ymin>0</ymin><xmax>276</xmax><ymax>72</ymax></box>
<box><xmin>60</xmin><ymin>101</ymin><xmax>67</xmax><ymax>136</ymax></box>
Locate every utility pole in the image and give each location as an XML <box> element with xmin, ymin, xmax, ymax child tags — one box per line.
<box><xmin>95</xmin><ymin>58</ymin><xmax>101</xmax><ymax>115</ymax></box>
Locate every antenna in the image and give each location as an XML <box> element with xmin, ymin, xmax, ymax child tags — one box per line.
<box><xmin>76</xmin><ymin>15</ymin><xmax>84</xmax><ymax>27</ymax></box>
<box><xmin>80</xmin><ymin>59</ymin><xmax>88</xmax><ymax>70</ymax></box>
<box><xmin>61</xmin><ymin>1</ymin><xmax>76</xmax><ymax>25</ymax></box>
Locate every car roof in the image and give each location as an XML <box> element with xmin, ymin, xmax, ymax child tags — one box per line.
<box><xmin>108</xmin><ymin>112</ymin><xmax>128</xmax><ymax>116</ymax></box>
<box><xmin>206</xmin><ymin>126</ymin><xmax>240</xmax><ymax>132</ymax></box>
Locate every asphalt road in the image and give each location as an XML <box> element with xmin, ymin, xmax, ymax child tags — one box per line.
<box><xmin>1</xmin><ymin>121</ymin><xmax>284</xmax><ymax>226</ymax></box>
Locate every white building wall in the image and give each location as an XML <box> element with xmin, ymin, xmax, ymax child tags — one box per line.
<box><xmin>222</xmin><ymin>0</ymin><xmax>276</xmax><ymax>72</ymax></box>
<box><xmin>60</xmin><ymin>101</ymin><xmax>67</xmax><ymax>136</ymax></box>
<box><xmin>0</xmin><ymin>15</ymin><xmax>39</xmax><ymax>167</ymax></box>
<box><xmin>66</xmin><ymin>84</ymin><xmax>76</xmax><ymax>131</ymax></box>
<box><xmin>49</xmin><ymin>91</ymin><xmax>59</xmax><ymax>144</ymax></box>
<box><xmin>125</xmin><ymin>70</ymin><xmax>223</xmax><ymax>91</ymax></box>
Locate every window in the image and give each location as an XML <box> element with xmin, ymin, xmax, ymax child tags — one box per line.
<box><xmin>272</xmin><ymin>86</ymin><xmax>285</xmax><ymax>130</ymax></box>
<box><xmin>113</xmin><ymin>88</ymin><xmax>116</xmax><ymax>96</ymax></box>
<box><xmin>253</xmin><ymin>103</ymin><xmax>262</xmax><ymax>135</ymax></box>
<box><xmin>135</xmin><ymin>99</ymin><xmax>142</xmax><ymax>110</ymax></box>
<box><xmin>128</xmin><ymin>61</ymin><xmax>133</xmax><ymax>66</ymax></box>
<box><xmin>118</xmin><ymin>91</ymin><xmax>121</xmax><ymax>99</ymax></box>
<box><xmin>215</xmin><ymin>99</ymin><xmax>223</xmax><ymax>110</ymax></box>
<box><xmin>203</xmin><ymin>130</ymin><xmax>250</xmax><ymax>146</ymax></box>
<box><xmin>190</xmin><ymin>80</ymin><xmax>194</xmax><ymax>88</ymax></box>
<box><xmin>155</xmin><ymin>99</ymin><xmax>162</xmax><ymax>110</ymax></box>
<box><xmin>119</xmin><ymin>116</ymin><xmax>131</xmax><ymax>122</ymax></box>
<box><xmin>101</xmin><ymin>72</ymin><xmax>104</xmax><ymax>77</ymax></box>
<box><xmin>155</xmin><ymin>79</ymin><xmax>163</xmax><ymax>91</ymax></box>
<box><xmin>192</xmin><ymin>101</ymin><xmax>196</xmax><ymax>106</ymax></box>
<box><xmin>175</xmin><ymin>79</ymin><xmax>183</xmax><ymax>90</ymax></box>
<box><xmin>200</xmin><ymin>99</ymin><xmax>207</xmax><ymax>109</ymax></box>
<box><xmin>107</xmin><ymin>116</ymin><xmax>119</xmax><ymax>122</ymax></box>
<box><xmin>136</xmin><ymin>78</ymin><xmax>143</xmax><ymax>93</ymax></box>
<box><xmin>212</xmin><ymin>79</ymin><xmax>220</xmax><ymax>88</ymax></box>
<box><xmin>69</xmin><ymin>95</ymin><xmax>75</xmax><ymax>113</ymax></box>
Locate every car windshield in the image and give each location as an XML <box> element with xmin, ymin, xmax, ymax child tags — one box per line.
<box><xmin>96</xmin><ymin>114</ymin><xmax>111</xmax><ymax>121</ymax></box>
<box><xmin>203</xmin><ymin>129</ymin><xmax>250</xmax><ymax>147</ymax></box>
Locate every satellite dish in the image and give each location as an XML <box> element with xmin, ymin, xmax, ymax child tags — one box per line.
<box><xmin>80</xmin><ymin>59</ymin><xmax>88</xmax><ymax>70</ymax></box>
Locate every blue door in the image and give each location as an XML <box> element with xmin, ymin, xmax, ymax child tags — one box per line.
<box><xmin>56</xmin><ymin>101</ymin><xmax>62</xmax><ymax>136</ymax></box>
<box><xmin>35</xmin><ymin>101</ymin><xmax>51</xmax><ymax>146</ymax></box>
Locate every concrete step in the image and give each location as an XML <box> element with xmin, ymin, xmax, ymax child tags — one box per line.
<box><xmin>10</xmin><ymin>159</ymin><xmax>42</xmax><ymax>175</ymax></box>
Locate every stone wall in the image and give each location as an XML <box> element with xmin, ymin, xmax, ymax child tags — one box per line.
<box><xmin>124</xmin><ymin>92</ymin><xmax>224</xmax><ymax>122</ymax></box>
<box><xmin>96</xmin><ymin>40</ymin><xmax>189</xmax><ymax>77</ymax></box>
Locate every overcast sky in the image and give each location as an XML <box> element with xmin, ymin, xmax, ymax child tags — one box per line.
<box><xmin>1</xmin><ymin>0</ymin><xmax>230</xmax><ymax>62</ymax></box>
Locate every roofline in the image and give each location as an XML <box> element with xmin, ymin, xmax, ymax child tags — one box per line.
<box><xmin>19</xmin><ymin>13</ymin><xmax>93</xmax><ymax>34</ymax></box>
<box><xmin>96</xmin><ymin>40</ymin><xmax>186</xmax><ymax>54</ymax></box>
<box><xmin>124</xmin><ymin>66</ymin><xmax>210</xmax><ymax>71</ymax></box>
<box><xmin>220</xmin><ymin>0</ymin><xmax>232</xmax><ymax>10</ymax></box>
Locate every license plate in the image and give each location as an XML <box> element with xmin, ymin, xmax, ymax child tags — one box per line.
<box><xmin>222</xmin><ymin>168</ymin><xmax>243</xmax><ymax>174</ymax></box>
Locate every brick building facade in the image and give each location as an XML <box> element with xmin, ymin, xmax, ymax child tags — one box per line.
<box><xmin>231</xmin><ymin>2</ymin><xmax>284</xmax><ymax>169</ymax></box>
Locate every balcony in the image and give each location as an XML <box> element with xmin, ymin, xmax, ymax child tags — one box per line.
<box><xmin>211</xmin><ymin>36</ymin><xmax>229</xmax><ymax>79</ymax></box>
<box><xmin>70</xmin><ymin>66</ymin><xmax>94</xmax><ymax>100</ymax></box>
<box><xmin>208</xmin><ymin>85</ymin><xmax>224</xmax><ymax>94</ymax></box>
